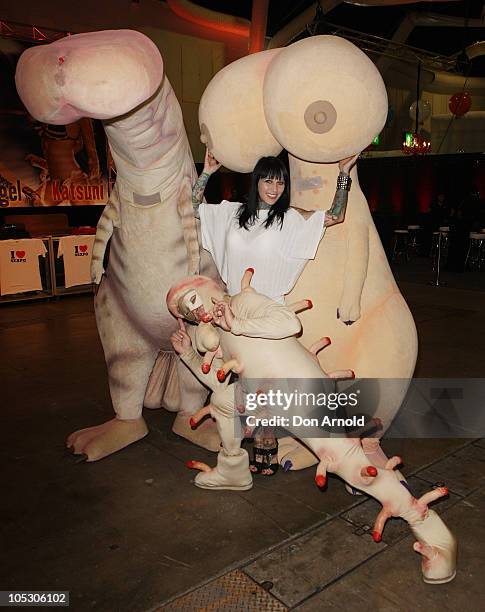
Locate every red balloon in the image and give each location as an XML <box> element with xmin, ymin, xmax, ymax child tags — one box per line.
<box><xmin>449</xmin><ymin>92</ymin><xmax>472</xmax><ymax>116</ymax></box>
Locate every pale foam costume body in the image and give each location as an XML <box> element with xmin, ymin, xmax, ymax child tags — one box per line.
<box><xmin>198</xmin><ymin>36</ymin><xmax>418</xmax><ymax>469</ymax></box>
<box><xmin>169</xmin><ymin>273</ymin><xmax>456</xmax><ymax>585</ymax></box>
<box><xmin>15</xmin><ymin>30</ymin><xmax>219</xmax><ymax>459</ymax></box>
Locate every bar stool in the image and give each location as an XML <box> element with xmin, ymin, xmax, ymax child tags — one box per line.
<box><xmin>439</xmin><ymin>226</ymin><xmax>450</xmax><ymax>251</ymax></box>
<box><xmin>465</xmin><ymin>233</ymin><xmax>485</xmax><ymax>271</ymax></box>
<box><xmin>431</xmin><ymin>227</ymin><xmax>449</xmax><ymax>271</ymax></box>
<box><xmin>407</xmin><ymin>225</ymin><xmax>420</xmax><ymax>258</ymax></box>
<box><xmin>392</xmin><ymin>229</ymin><xmax>409</xmax><ymax>262</ymax></box>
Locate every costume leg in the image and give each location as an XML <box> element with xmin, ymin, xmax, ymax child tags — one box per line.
<box><xmin>67</xmin><ymin>277</ymin><xmax>155</xmax><ymax>461</ymax></box>
<box><xmin>189</xmin><ymin>385</ymin><xmax>253</xmax><ymax>490</ymax></box>
<box><xmin>306</xmin><ymin>437</ymin><xmax>456</xmax><ymax>584</ymax></box>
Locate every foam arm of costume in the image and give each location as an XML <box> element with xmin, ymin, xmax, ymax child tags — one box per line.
<box><xmin>15</xmin><ymin>30</ymin><xmax>221</xmax><ymax>460</ymax></box>
<box><xmin>198</xmin><ymin>35</ymin><xmax>418</xmax><ymax>469</ymax></box>
<box><xmin>168</xmin><ymin>273</ymin><xmax>456</xmax><ymax>585</ymax></box>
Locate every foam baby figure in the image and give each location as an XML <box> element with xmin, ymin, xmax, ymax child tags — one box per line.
<box><xmin>167</xmin><ymin>271</ymin><xmax>456</xmax><ymax>585</ymax></box>
<box><xmin>166</xmin><ymin>279</ymin><xmax>251</xmax><ymax>491</ymax></box>
<box><xmin>167</xmin><ymin>275</ymin><xmax>354</xmax><ymax>489</ymax></box>
<box><xmin>15</xmin><ymin>30</ymin><xmax>220</xmax><ymax>460</ymax></box>
<box><xmin>198</xmin><ymin>35</ymin><xmax>418</xmax><ymax>471</ymax></box>
<box><xmin>165</xmin><ymin>276</ymin><xmax>322</xmax><ymax>488</ymax></box>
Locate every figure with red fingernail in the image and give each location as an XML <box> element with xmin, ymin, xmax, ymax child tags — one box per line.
<box><xmin>192</xmin><ymin>148</ymin><xmax>358</xmax><ymax>473</ymax></box>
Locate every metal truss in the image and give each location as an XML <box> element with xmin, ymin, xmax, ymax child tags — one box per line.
<box><xmin>307</xmin><ymin>20</ymin><xmax>461</xmax><ymax>73</ymax></box>
<box><xmin>0</xmin><ymin>20</ymin><xmax>70</xmax><ymax>44</ymax></box>
<box><xmin>0</xmin><ymin>17</ymin><xmax>462</xmax><ymax>73</ymax></box>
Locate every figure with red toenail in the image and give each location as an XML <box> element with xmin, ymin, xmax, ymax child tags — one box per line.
<box><xmin>167</xmin><ymin>270</ymin><xmax>456</xmax><ymax>584</ymax></box>
<box><xmin>168</xmin><ymin>270</ymin><xmax>354</xmax><ymax>490</ymax></box>
<box><xmin>192</xmin><ymin>148</ymin><xmax>358</xmax><ymax>473</ymax></box>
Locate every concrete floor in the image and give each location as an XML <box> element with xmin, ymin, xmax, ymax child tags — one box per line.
<box><xmin>2</xmin><ymin>265</ymin><xmax>485</xmax><ymax>611</ymax></box>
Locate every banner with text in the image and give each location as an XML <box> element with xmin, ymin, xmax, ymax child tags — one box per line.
<box><xmin>0</xmin><ymin>38</ymin><xmax>110</xmax><ymax>207</ymax></box>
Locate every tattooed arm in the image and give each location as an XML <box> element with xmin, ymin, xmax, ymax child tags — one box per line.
<box><xmin>192</xmin><ymin>171</ymin><xmax>211</xmax><ymax>218</ymax></box>
<box><xmin>192</xmin><ymin>147</ymin><xmax>221</xmax><ymax>218</ymax></box>
<box><xmin>324</xmin><ymin>154</ymin><xmax>359</xmax><ymax>227</ymax></box>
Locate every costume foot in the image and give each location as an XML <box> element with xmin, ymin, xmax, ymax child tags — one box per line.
<box><xmin>277</xmin><ymin>437</ymin><xmax>318</xmax><ymax>470</ymax></box>
<box><xmin>66</xmin><ymin>417</ymin><xmax>148</xmax><ymax>462</ymax></box>
<box><xmin>411</xmin><ymin>509</ymin><xmax>457</xmax><ymax>584</ymax></box>
<box><xmin>172</xmin><ymin>412</ymin><xmax>221</xmax><ymax>452</ymax></box>
<box><xmin>194</xmin><ymin>450</ymin><xmax>253</xmax><ymax>490</ymax></box>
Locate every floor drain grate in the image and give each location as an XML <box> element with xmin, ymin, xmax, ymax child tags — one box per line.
<box><xmin>159</xmin><ymin>569</ymin><xmax>288</xmax><ymax>611</ymax></box>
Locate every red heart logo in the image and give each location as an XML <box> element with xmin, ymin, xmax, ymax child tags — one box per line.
<box><xmin>16</xmin><ymin>251</ymin><xmax>25</xmax><ymax>258</ymax></box>
<box><xmin>79</xmin><ymin>244</ymin><xmax>88</xmax><ymax>253</ymax></box>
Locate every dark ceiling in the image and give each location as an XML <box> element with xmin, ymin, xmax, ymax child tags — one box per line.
<box><xmin>191</xmin><ymin>1</ymin><xmax>485</xmax><ymax>74</ymax></box>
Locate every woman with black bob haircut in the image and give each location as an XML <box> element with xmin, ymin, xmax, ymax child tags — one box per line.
<box><xmin>190</xmin><ymin>147</ymin><xmax>358</xmax><ymax>475</ymax></box>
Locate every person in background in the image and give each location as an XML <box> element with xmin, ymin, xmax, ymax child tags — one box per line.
<box><xmin>430</xmin><ymin>192</ymin><xmax>450</xmax><ymax>231</ymax></box>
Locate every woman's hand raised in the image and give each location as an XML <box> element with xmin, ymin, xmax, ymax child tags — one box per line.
<box><xmin>338</xmin><ymin>153</ymin><xmax>360</xmax><ymax>175</ymax></box>
<box><xmin>203</xmin><ymin>148</ymin><xmax>222</xmax><ymax>175</ymax></box>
